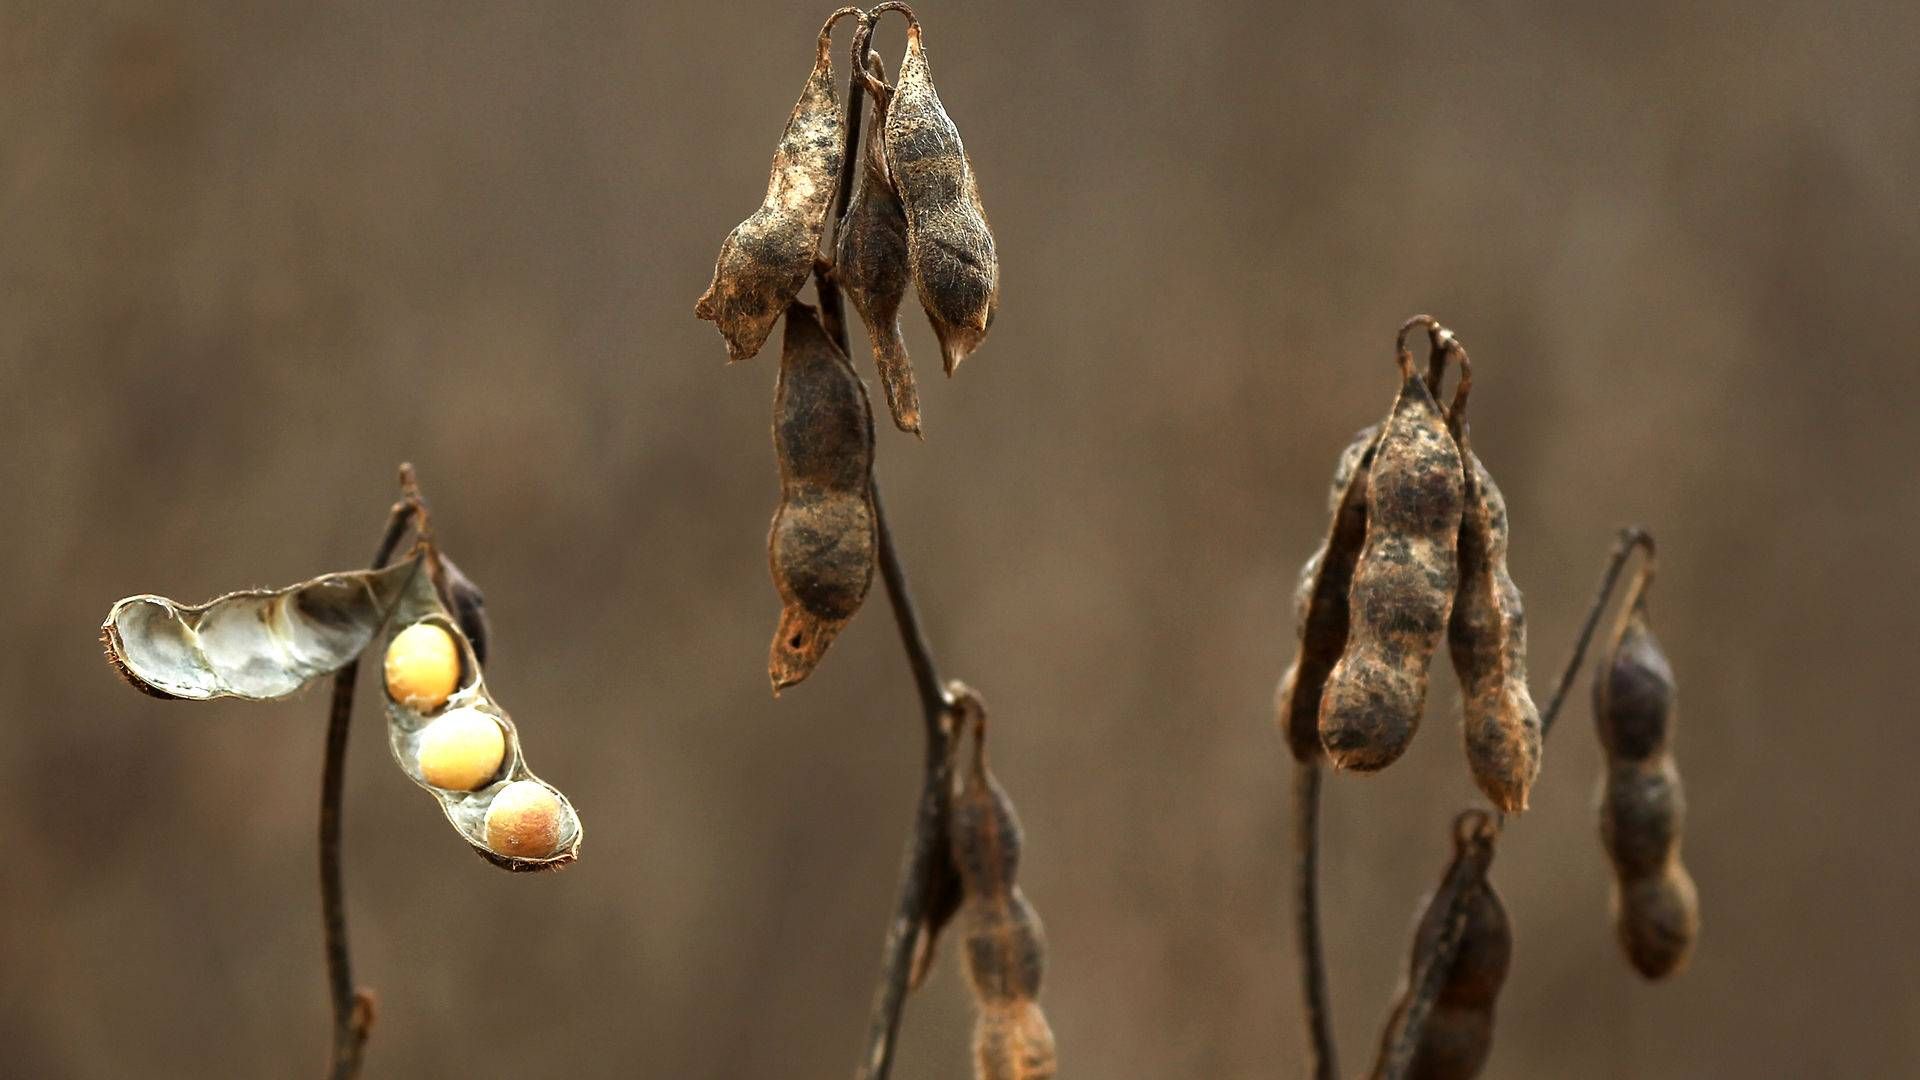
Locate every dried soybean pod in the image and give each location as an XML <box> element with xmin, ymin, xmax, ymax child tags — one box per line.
<box><xmin>1377</xmin><ymin>812</ymin><xmax>1510</xmax><ymax>1080</ymax></box>
<box><xmin>1593</xmin><ymin>547</ymin><xmax>1699</xmax><ymax>979</ymax></box>
<box><xmin>836</xmin><ymin>51</ymin><xmax>922</xmax><ymax>435</ymax></box>
<box><xmin>1275</xmin><ymin>423</ymin><xmax>1381</xmax><ymax>761</ymax></box>
<box><xmin>694</xmin><ymin>10</ymin><xmax>856</xmax><ymax>363</ymax></box>
<box><xmin>1440</xmin><ymin>345</ymin><xmax>1542</xmax><ymax>812</ymax></box>
<box><xmin>1319</xmin><ymin>328</ymin><xmax>1466</xmax><ymax>771</ymax></box>
<box><xmin>877</xmin><ymin>3</ymin><xmax>999</xmax><ymax>374</ymax></box>
<box><xmin>101</xmin><ymin>560</ymin><xmax>421</xmax><ymax>700</ymax></box>
<box><xmin>767</xmin><ymin>300</ymin><xmax>878</xmax><ymax>691</ymax></box>
<box><xmin>381</xmin><ymin>557</ymin><xmax>583</xmax><ymax>872</ymax></box>
<box><xmin>433</xmin><ymin>552</ymin><xmax>491</xmax><ymax>668</ymax></box>
<box><xmin>948</xmin><ymin>693</ymin><xmax>1057</xmax><ymax>1080</ymax></box>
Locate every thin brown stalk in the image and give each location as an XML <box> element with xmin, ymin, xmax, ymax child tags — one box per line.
<box><xmin>1538</xmin><ymin>526</ymin><xmax>1655</xmax><ymax>740</ymax></box>
<box><xmin>1292</xmin><ymin>760</ymin><xmax>1337</xmax><ymax>1080</ymax></box>
<box><xmin>806</xmin><ymin>16</ymin><xmax>961</xmax><ymax>1077</ymax></box>
<box><xmin>320</xmin><ymin>467</ymin><xmax>423</xmax><ymax>1080</ymax></box>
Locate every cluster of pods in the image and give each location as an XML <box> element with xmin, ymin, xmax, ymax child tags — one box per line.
<box><xmin>101</xmin><ymin>542</ymin><xmax>581</xmax><ymax>870</ymax></box>
<box><xmin>694</xmin><ymin>5</ymin><xmax>999</xmax><ymax>692</ymax></box>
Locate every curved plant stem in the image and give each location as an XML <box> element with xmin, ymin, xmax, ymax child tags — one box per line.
<box><xmin>1292</xmin><ymin>760</ymin><xmax>1338</xmax><ymax>1080</ymax></box>
<box><xmin>1538</xmin><ymin>525</ymin><xmax>1655</xmax><ymax>740</ymax></box>
<box><xmin>320</xmin><ymin>471</ymin><xmax>422</xmax><ymax>1079</ymax></box>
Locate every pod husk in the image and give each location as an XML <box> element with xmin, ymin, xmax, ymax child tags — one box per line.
<box><xmin>695</xmin><ymin>19</ymin><xmax>848</xmax><ymax>363</ymax></box>
<box><xmin>382</xmin><ymin>558</ymin><xmax>582</xmax><ymax>872</ymax></box>
<box><xmin>883</xmin><ymin>20</ymin><xmax>998</xmax><ymax>374</ymax></box>
<box><xmin>101</xmin><ymin>560</ymin><xmax>421</xmax><ymax>701</ymax></box>
<box><xmin>767</xmin><ymin>300</ymin><xmax>877</xmax><ymax>690</ymax></box>
<box><xmin>1276</xmin><ymin>424</ymin><xmax>1381</xmax><ymax>761</ymax></box>
<box><xmin>1447</xmin><ymin>444</ymin><xmax>1542</xmax><ymax>812</ymax></box>
<box><xmin>1319</xmin><ymin>368</ymin><xmax>1465</xmax><ymax>771</ymax></box>
<box><xmin>837</xmin><ymin>54</ymin><xmax>922</xmax><ymax>434</ymax></box>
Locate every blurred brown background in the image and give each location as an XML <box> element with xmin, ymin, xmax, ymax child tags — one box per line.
<box><xmin>3</xmin><ymin>1</ymin><xmax>1915</xmax><ymax>1076</ymax></box>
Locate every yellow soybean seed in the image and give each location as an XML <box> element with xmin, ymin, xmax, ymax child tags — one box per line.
<box><xmin>486</xmin><ymin>780</ymin><xmax>563</xmax><ymax>859</ymax></box>
<box><xmin>384</xmin><ymin>621</ymin><xmax>461</xmax><ymax>710</ymax></box>
<box><xmin>415</xmin><ymin>707</ymin><xmax>506</xmax><ymax>791</ymax></box>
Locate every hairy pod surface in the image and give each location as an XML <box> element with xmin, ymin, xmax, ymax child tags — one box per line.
<box><xmin>767</xmin><ymin>301</ymin><xmax>877</xmax><ymax>690</ymax></box>
<box><xmin>837</xmin><ymin>55</ymin><xmax>921</xmax><ymax>434</ymax></box>
<box><xmin>1320</xmin><ymin>369</ymin><xmax>1464</xmax><ymax>771</ymax></box>
<box><xmin>1276</xmin><ymin>424</ymin><xmax>1381</xmax><ymax>761</ymax></box>
<box><xmin>948</xmin><ymin>703</ymin><xmax>1056</xmax><ymax>1080</ymax></box>
<box><xmin>695</xmin><ymin>19</ymin><xmax>848</xmax><ymax>363</ymax></box>
<box><xmin>1447</xmin><ymin>447</ymin><xmax>1542</xmax><ymax>811</ymax></box>
<box><xmin>883</xmin><ymin>19</ymin><xmax>998</xmax><ymax>374</ymax></box>
<box><xmin>1383</xmin><ymin>816</ymin><xmax>1510</xmax><ymax>1080</ymax></box>
<box><xmin>1594</xmin><ymin>571</ymin><xmax>1697</xmax><ymax>978</ymax></box>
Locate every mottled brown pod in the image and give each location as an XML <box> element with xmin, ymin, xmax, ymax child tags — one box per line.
<box><xmin>1593</xmin><ymin>550</ymin><xmax>1698</xmax><ymax>979</ymax></box>
<box><xmin>1442</xmin><ymin>348</ymin><xmax>1542</xmax><ymax>812</ymax></box>
<box><xmin>837</xmin><ymin>52</ymin><xmax>922</xmax><ymax>434</ymax></box>
<box><xmin>880</xmin><ymin>8</ymin><xmax>998</xmax><ymax>374</ymax></box>
<box><xmin>434</xmin><ymin>552</ymin><xmax>491</xmax><ymax>667</ymax></box>
<box><xmin>1380</xmin><ymin>813</ymin><xmax>1511</xmax><ymax>1080</ymax></box>
<box><xmin>948</xmin><ymin>691</ymin><xmax>1057</xmax><ymax>1080</ymax></box>
<box><xmin>767</xmin><ymin>300</ymin><xmax>878</xmax><ymax>690</ymax></box>
<box><xmin>1275</xmin><ymin>423</ymin><xmax>1381</xmax><ymax>761</ymax></box>
<box><xmin>694</xmin><ymin>11</ymin><xmax>853</xmax><ymax>363</ymax></box>
<box><xmin>1319</xmin><ymin>336</ymin><xmax>1465</xmax><ymax>771</ymax></box>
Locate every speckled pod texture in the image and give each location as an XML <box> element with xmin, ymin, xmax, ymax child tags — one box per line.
<box><xmin>883</xmin><ymin>24</ymin><xmax>997</xmax><ymax>375</ymax></box>
<box><xmin>767</xmin><ymin>301</ymin><xmax>877</xmax><ymax>691</ymax></box>
<box><xmin>1320</xmin><ymin>372</ymin><xmax>1464</xmax><ymax>771</ymax></box>
<box><xmin>1447</xmin><ymin>447</ymin><xmax>1542</xmax><ymax>811</ymax></box>
<box><xmin>1276</xmin><ymin>424</ymin><xmax>1380</xmax><ymax>762</ymax></box>
<box><xmin>696</xmin><ymin>27</ymin><xmax>846</xmax><ymax>363</ymax></box>
<box><xmin>837</xmin><ymin>70</ymin><xmax>921</xmax><ymax>433</ymax></box>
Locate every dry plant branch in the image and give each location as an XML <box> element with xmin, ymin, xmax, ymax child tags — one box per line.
<box><xmin>321</xmin><ymin>467</ymin><xmax>424</xmax><ymax>1079</ymax></box>
<box><xmin>1279</xmin><ymin>318</ymin><xmax>1694</xmax><ymax>1080</ymax></box>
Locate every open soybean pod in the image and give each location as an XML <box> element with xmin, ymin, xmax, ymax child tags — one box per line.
<box><xmin>695</xmin><ymin>8</ymin><xmax>857</xmax><ymax>363</ymax></box>
<box><xmin>381</xmin><ymin>555</ymin><xmax>582</xmax><ymax>871</ymax></box>
<box><xmin>947</xmin><ymin>690</ymin><xmax>1057</xmax><ymax>1080</ymax></box>
<box><xmin>768</xmin><ymin>300</ymin><xmax>877</xmax><ymax>691</ymax></box>
<box><xmin>102</xmin><ymin>560</ymin><xmax>421</xmax><ymax>701</ymax></box>
<box><xmin>1376</xmin><ymin>812</ymin><xmax>1511</xmax><ymax>1080</ymax></box>
<box><xmin>1440</xmin><ymin>341</ymin><xmax>1543</xmax><ymax>813</ymax></box>
<box><xmin>876</xmin><ymin>3</ymin><xmax>999</xmax><ymax>375</ymax></box>
<box><xmin>1320</xmin><ymin>324</ymin><xmax>1466</xmax><ymax>772</ymax></box>
<box><xmin>1275</xmin><ymin>423</ymin><xmax>1381</xmax><ymax>762</ymax></box>
<box><xmin>837</xmin><ymin>48</ymin><xmax>922</xmax><ymax>435</ymax></box>
<box><xmin>1593</xmin><ymin>540</ymin><xmax>1697</xmax><ymax>979</ymax></box>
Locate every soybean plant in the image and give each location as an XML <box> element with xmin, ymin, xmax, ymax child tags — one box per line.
<box><xmin>99</xmin><ymin>466</ymin><xmax>581</xmax><ymax>1078</ymax></box>
<box><xmin>1275</xmin><ymin>320</ymin><xmax>1700</xmax><ymax>1080</ymax></box>
<box><xmin>694</xmin><ymin>8</ymin><xmax>1047</xmax><ymax>1080</ymax></box>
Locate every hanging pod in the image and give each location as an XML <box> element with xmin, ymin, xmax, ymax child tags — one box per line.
<box><xmin>695</xmin><ymin>9</ymin><xmax>858</xmax><ymax>363</ymax></box>
<box><xmin>946</xmin><ymin>690</ymin><xmax>1057</xmax><ymax>1080</ymax></box>
<box><xmin>837</xmin><ymin>49</ymin><xmax>923</xmax><ymax>434</ymax></box>
<box><xmin>1275</xmin><ymin>422</ymin><xmax>1381</xmax><ymax>762</ymax></box>
<box><xmin>380</xmin><ymin>554</ymin><xmax>582</xmax><ymax>870</ymax></box>
<box><xmin>1377</xmin><ymin>812</ymin><xmax>1511</xmax><ymax>1080</ymax></box>
<box><xmin>877</xmin><ymin>5</ymin><xmax>999</xmax><ymax>374</ymax></box>
<box><xmin>767</xmin><ymin>300</ymin><xmax>878</xmax><ymax>691</ymax></box>
<box><xmin>100</xmin><ymin>551</ymin><xmax>582</xmax><ymax>871</ymax></box>
<box><xmin>1319</xmin><ymin>323</ymin><xmax>1466</xmax><ymax>771</ymax></box>
<box><xmin>1437</xmin><ymin>337</ymin><xmax>1542</xmax><ymax>813</ymax></box>
<box><xmin>1592</xmin><ymin>541</ymin><xmax>1697</xmax><ymax>979</ymax></box>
